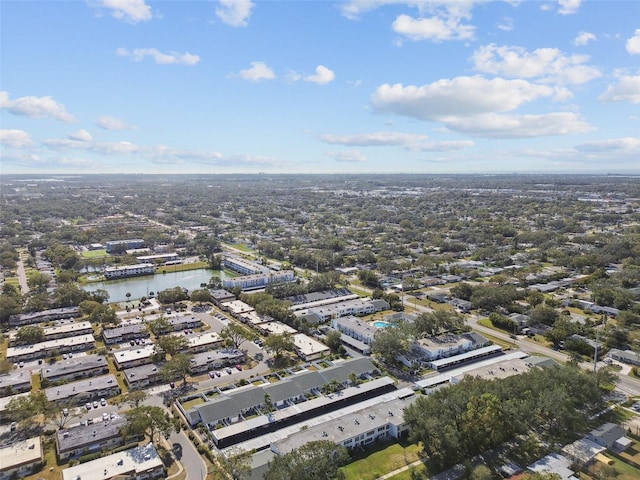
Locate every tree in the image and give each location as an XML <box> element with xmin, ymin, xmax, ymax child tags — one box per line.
<box><xmin>160</xmin><ymin>353</ymin><xmax>193</xmax><ymax>386</ymax></box>
<box><xmin>27</xmin><ymin>271</ymin><xmax>51</xmax><ymax>291</ymax></box>
<box><xmin>122</xmin><ymin>390</ymin><xmax>148</xmax><ymax>408</ymax></box>
<box><xmin>190</xmin><ymin>288</ymin><xmax>212</xmax><ymax>304</ymax></box>
<box><xmin>212</xmin><ymin>447</ymin><xmax>253</xmax><ymax>480</ymax></box>
<box><xmin>371</xmin><ymin>326</ymin><xmax>411</xmax><ymax>364</ymax></box>
<box><xmin>15</xmin><ymin>325</ymin><xmax>45</xmax><ymax>345</ymax></box>
<box><xmin>49</xmin><ymin>402</ymin><xmax>81</xmax><ymax>430</ymax></box>
<box><xmin>470</xmin><ymin>465</ymin><xmax>495</xmax><ymax>480</ymax></box>
<box><xmin>5</xmin><ymin>391</ymin><xmax>53</xmax><ymax>426</ymax></box>
<box><xmin>53</xmin><ymin>283</ymin><xmax>90</xmax><ymax>308</ymax></box>
<box><xmin>264</xmin><ymin>333</ymin><xmax>296</xmax><ymax>359</ymax></box>
<box><xmin>157</xmin><ymin>287</ymin><xmax>188</xmax><ymax>306</ymax></box>
<box><xmin>528</xmin><ymin>304</ymin><xmax>558</xmax><ymax>326</ymax></box>
<box><xmin>0</xmin><ymin>293</ymin><xmax>22</xmax><ymax>322</ymax></box>
<box><xmin>325</xmin><ymin>330</ymin><xmax>343</xmax><ymax>353</ymax></box>
<box><xmin>527</xmin><ymin>290</ymin><xmax>545</xmax><ymax>308</ymax></box>
<box><xmin>220</xmin><ymin>322</ymin><xmax>250</xmax><ymax>350</ymax></box>
<box><xmin>146</xmin><ymin>316</ymin><xmax>170</xmax><ymax>337</ymax></box>
<box><xmin>357</xmin><ymin>269</ymin><xmax>380</xmax><ymax>289</ymax></box>
<box><xmin>122</xmin><ymin>406</ymin><xmax>179</xmax><ymax>446</ymax></box>
<box><xmin>155</xmin><ymin>335</ymin><xmax>189</xmax><ymax>358</ymax></box>
<box><xmin>264</xmin><ymin>440</ymin><xmax>349</xmax><ymax>480</ymax></box>
<box><xmin>125</xmin><ymin>292</ymin><xmax>132</xmax><ymax>302</ymax></box>
<box><xmin>87</xmin><ymin>303</ymin><xmax>119</xmax><ymax>326</ymax></box>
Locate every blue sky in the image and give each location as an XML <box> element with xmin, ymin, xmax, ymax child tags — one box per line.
<box><xmin>1</xmin><ymin>0</ymin><xmax>639</xmax><ymax>174</ymax></box>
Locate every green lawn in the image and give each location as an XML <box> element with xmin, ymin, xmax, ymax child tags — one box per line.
<box><xmin>80</xmin><ymin>249</ymin><xmax>110</xmax><ymax>259</ymax></box>
<box><xmin>341</xmin><ymin>440</ymin><xmax>422</xmax><ymax>480</ymax></box>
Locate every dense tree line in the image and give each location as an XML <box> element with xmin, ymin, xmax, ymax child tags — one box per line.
<box><xmin>404</xmin><ymin>365</ymin><xmax>607</xmax><ymax>470</ymax></box>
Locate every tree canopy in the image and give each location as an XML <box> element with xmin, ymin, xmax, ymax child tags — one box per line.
<box><xmin>264</xmin><ymin>440</ymin><xmax>349</xmax><ymax>480</ymax></box>
<box><xmin>404</xmin><ymin>365</ymin><xmax>605</xmax><ymax>470</ymax></box>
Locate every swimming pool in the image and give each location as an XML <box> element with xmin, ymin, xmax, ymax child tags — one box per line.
<box><xmin>373</xmin><ymin>321</ymin><xmax>390</xmax><ymax>328</ymax></box>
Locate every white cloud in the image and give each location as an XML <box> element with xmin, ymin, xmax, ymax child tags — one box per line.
<box><xmin>575</xmin><ymin>137</ymin><xmax>640</xmax><ymax>153</ymax></box>
<box><xmin>392</xmin><ymin>13</ymin><xmax>474</xmax><ymax>42</ymax></box>
<box><xmin>598</xmin><ymin>75</ymin><xmax>640</xmax><ymax>104</ymax></box>
<box><xmin>68</xmin><ymin>129</ymin><xmax>93</xmax><ymax>142</ymax></box>
<box><xmin>443</xmin><ymin>112</ymin><xmax>594</xmax><ymax>138</ymax></box>
<box><xmin>627</xmin><ymin>29</ymin><xmax>640</xmax><ymax>55</ymax></box>
<box><xmin>371</xmin><ymin>76</ymin><xmax>567</xmax><ymax>120</ymax></box>
<box><xmin>471</xmin><ymin>44</ymin><xmax>601</xmax><ymax>85</ymax></box>
<box><xmin>89</xmin><ymin>0</ymin><xmax>152</xmax><ymax>23</ymax></box>
<box><xmin>304</xmin><ymin>65</ymin><xmax>335</xmax><ymax>85</ymax></box>
<box><xmin>0</xmin><ymin>129</ymin><xmax>33</xmax><ymax>148</ymax></box>
<box><xmin>40</xmin><ymin>135</ymin><xmax>280</xmax><ymax>168</ymax></box>
<box><xmin>116</xmin><ymin>48</ymin><xmax>200</xmax><ymax>65</ymax></box>
<box><xmin>574</xmin><ymin>31</ymin><xmax>596</xmax><ymax>46</ymax></box>
<box><xmin>558</xmin><ymin>0</ymin><xmax>581</xmax><ymax>15</ymax></box>
<box><xmin>215</xmin><ymin>0</ymin><xmax>254</xmax><ymax>27</ymax></box>
<box><xmin>326</xmin><ymin>150</ymin><xmax>368</xmax><ymax>163</ymax></box>
<box><xmin>237</xmin><ymin>62</ymin><xmax>275</xmax><ymax>82</ymax></box>
<box><xmin>497</xmin><ymin>17</ymin><xmax>513</xmax><ymax>32</ymax></box>
<box><xmin>96</xmin><ymin>115</ymin><xmax>136</xmax><ymax>130</ymax></box>
<box><xmin>410</xmin><ymin>140</ymin><xmax>475</xmax><ymax>151</ymax></box>
<box><xmin>0</xmin><ymin>91</ymin><xmax>75</xmax><ymax>122</ymax></box>
<box><xmin>320</xmin><ymin>132</ymin><xmax>428</xmax><ymax>146</ymax></box>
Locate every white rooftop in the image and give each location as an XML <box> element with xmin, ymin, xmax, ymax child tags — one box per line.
<box><xmin>61</xmin><ymin>443</ymin><xmax>163</xmax><ymax>480</ymax></box>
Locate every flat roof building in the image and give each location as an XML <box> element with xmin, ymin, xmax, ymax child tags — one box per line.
<box><xmin>123</xmin><ymin>363</ymin><xmax>163</xmax><ymax>390</ymax></box>
<box><xmin>56</xmin><ymin>414</ymin><xmax>134</xmax><ymax>461</ymax></box>
<box><xmin>44</xmin><ymin>374</ymin><xmax>120</xmax><ymax>406</ymax></box>
<box><xmin>0</xmin><ymin>371</ymin><xmax>31</xmax><ymax>397</ymax></box>
<box><xmin>102</xmin><ymin>324</ymin><xmax>149</xmax><ymax>345</ymax></box>
<box><xmin>9</xmin><ymin>320</ymin><xmax>93</xmax><ymax>346</ymax></box>
<box><xmin>0</xmin><ymin>436</ymin><xmax>43</xmax><ymax>480</ymax></box>
<box><xmin>61</xmin><ymin>443</ymin><xmax>164</xmax><ymax>480</ymax></box>
<box><xmin>41</xmin><ymin>354</ymin><xmax>108</xmax><ymax>383</ymax></box>
<box><xmin>104</xmin><ymin>263</ymin><xmax>154</xmax><ymax>280</ymax></box>
<box><xmin>8</xmin><ymin>306</ymin><xmax>80</xmax><ymax>327</ymax></box>
<box><xmin>292</xmin><ymin>333</ymin><xmax>330</xmax><ymax>361</ymax></box>
<box><xmin>112</xmin><ymin>344</ymin><xmax>156</xmax><ymax>370</ymax></box>
<box><xmin>6</xmin><ymin>334</ymin><xmax>96</xmax><ymax>362</ymax></box>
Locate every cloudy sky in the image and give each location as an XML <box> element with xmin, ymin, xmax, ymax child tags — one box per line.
<box><xmin>1</xmin><ymin>0</ymin><xmax>639</xmax><ymax>174</ymax></box>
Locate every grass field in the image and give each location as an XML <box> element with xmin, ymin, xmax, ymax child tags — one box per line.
<box><xmin>80</xmin><ymin>249</ymin><xmax>110</xmax><ymax>259</ymax></box>
<box><xmin>341</xmin><ymin>440</ymin><xmax>422</xmax><ymax>480</ymax></box>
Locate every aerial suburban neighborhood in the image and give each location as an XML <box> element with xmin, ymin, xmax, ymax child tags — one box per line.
<box><xmin>0</xmin><ymin>173</ymin><xmax>639</xmax><ymax>480</ymax></box>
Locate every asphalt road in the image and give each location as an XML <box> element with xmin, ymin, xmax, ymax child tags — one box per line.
<box><xmin>466</xmin><ymin>314</ymin><xmax>640</xmax><ymax>397</ymax></box>
<box><xmin>145</xmin><ymin>394</ymin><xmax>207</xmax><ymax>480</ymax></box>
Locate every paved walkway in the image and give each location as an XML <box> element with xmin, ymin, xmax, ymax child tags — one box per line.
<box><xmin>377</xmin><ymin>458</ymin><xmax>427</xmax><ymax>479</ymax></box>
<box><xmin>16</xmin><ymin>256</ymin><xmax>30</xmax><ymax>295</ymax></box>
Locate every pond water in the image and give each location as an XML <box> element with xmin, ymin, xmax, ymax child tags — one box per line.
<box><xmin>83</xmin><ymin>268</ymin><xmax>232</xmax><ymax>303</ymax></box>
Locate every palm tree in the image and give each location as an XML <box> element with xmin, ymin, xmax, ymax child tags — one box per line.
<box><xmin>125</xmin><ymin>292</ymin><xmax>131</xmax><ymax>303</ymax></box>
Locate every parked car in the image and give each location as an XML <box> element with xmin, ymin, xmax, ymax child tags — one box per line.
<box><xmin>225</xmin><ymin>368</ymin><xmax>232</xmax><ymax>374</ymax></box>
<box><xmin>209</xmin><ymin>371</ymin><xmax>216</xmax><ymax>378</ymax></box>
<box><xmin>100</xmin><ymin>398</ymin><xmax>106</xmax><ymax>406</ymax></box>
<box><xmin>62</xmin><ymin>408</ymin><xmax>69</xmax><ymax>416</ymax></box>
<box><xmin>93</xmin><ymin>401</ymin><xmax>99</xmax><ymax>409</ymax></box>
<box><xmin>85</xmin><ymin>402</ymin><xmax>92</xmax><ymax>410</ymax></box>
<box><xmin>235</xmin><ymin>364</ymin><xmax>242</xmax><ymax>371</ymax></box>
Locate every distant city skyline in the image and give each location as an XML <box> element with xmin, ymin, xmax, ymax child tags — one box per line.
<box><xmin>1</xmin><ymin>0</ymin><xmax>639</xmax><ymax>175</ymax></box>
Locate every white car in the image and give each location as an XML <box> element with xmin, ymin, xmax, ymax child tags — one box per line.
<box><xmin>100</xmin><ymin>398</ymin><xmax>106</xmax><ymax>406</ymax></box>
